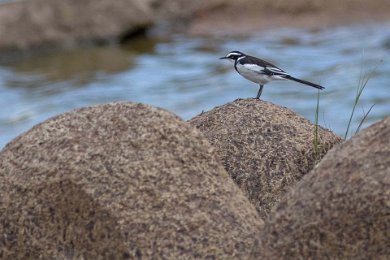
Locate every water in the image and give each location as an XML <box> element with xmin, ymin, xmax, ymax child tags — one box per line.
<box><xmin>1</xmin><ymin>23</ymin><xmax>389</xmax><ymax>148</ymax></box>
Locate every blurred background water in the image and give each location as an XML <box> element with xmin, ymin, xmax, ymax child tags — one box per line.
<box><xmin>0</xmin><ymin>23</ymin><xmax>389</xmax><ymax>148</ymax></box>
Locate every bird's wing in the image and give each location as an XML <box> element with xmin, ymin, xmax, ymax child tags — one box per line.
<box><xmin>263</xmin><ymin>66</ymin><xmax>289</xmax><ymax>76</ymax></box>
<box><xmin>240</xmin><ymin>55</ymin><xmax>289</xmax><ymax>76</ymax></box>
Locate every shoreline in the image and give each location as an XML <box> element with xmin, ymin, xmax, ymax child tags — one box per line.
<box><xmin>185</xmin><ymin>3</ymin><xmax>390</xmax><ymax>36</ymax></box>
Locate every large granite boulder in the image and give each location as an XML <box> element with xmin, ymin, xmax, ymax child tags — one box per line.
<box><xmin>0</xmin><ymin>0</ymin><xmax>152</xmax><ymax>51</ymax></box>
<box><xmin>0</xmin><ymin>102</ymin><xmax>263</xmax><ymax>259</ymax></box>
<box><xmin>253</xmin><ymin>117</ymin><xmax>390</xmax><ymax>259</ymax></box>
<box><xmin>189</xmin><ymin>99</ymin><xmax>342</xmax><ymax>218</ymax></box>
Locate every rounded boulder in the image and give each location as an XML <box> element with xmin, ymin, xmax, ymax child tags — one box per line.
<box><xmin>189</xmin><ymin>99</ymin><xmax>342</xmax><ymax>218</ymax></box>
<box><xmin>0</xmin><ymin>102</ymin><xmax>263</xmax><ymax>259</ymax></box>
<box><xmin>253</xmin><ymin>117</ymin><xmax>390</xmax><ymax>259</ymax></box>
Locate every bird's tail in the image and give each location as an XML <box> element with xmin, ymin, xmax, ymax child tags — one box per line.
<box><xmin>284</xmin><ymin>75</ymin><xmax>324</xmax><ymax>90</ymax></box>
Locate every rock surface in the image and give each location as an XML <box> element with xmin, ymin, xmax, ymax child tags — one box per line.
<box><xmin>189</xmin><ymin>99</ymin><xmax>342</xmax><ymax>218</ymax></box>
<box><xmin>0</xmin><ymin>102</ymin><xmax>263</xmax><ymax>259</ymax></box>
<box><xmin>253</xmin><ymin>117</ymin><xmax>390</xmax><ymax>259</ymax></box>
<box><xmin>0</xmin><ymin>0</ymin><xmax>152</xmax><ymax>51</ymax></box>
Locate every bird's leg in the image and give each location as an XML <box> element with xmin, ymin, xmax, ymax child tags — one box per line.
<box><xmin>256</xmin><ymin>85</ymin><xmax>264</xmax><ymax>99</ymax></box>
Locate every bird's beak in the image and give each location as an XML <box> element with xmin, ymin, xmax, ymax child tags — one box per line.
<box><xmin>220</xmin><ymin>57</ymin><xmax>228</xmax><ymax>60</ymax></box>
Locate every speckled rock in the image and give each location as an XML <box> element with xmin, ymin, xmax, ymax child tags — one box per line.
<box><xmin>0</xmin><ymin>102</ymin><xmax>263</xmax><ymax>259</ymax></box>
<box><xmin>253</xmin><ymin>117</ymin><xmax>390</xmax><ymax>259</ymax></box>
<box><xmin>189</xmin><ymin>99</ymin><xmax>342</xmax><ymax>218</ymax></box>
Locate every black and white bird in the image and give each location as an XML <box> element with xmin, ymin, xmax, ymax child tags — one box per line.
<box><xmin>220</xmin><ymin>51</ymin><xmax>324</xmax><ymax>99</ymax></box>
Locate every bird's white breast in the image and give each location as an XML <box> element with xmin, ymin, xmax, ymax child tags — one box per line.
<box><xmin>236</xmin><ymin>63</ymin><xmax>285</xmax><ymax>85</ymax></box>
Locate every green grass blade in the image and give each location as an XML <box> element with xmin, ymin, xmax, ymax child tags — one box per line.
<box><xmin>355</xmin><ymin>104</ymin><xmax>375</xmax><ymax>135</ymax></box>
<box><xmin>344</xmin><ymin>61</ymin><xmax>380</xmax><ymax>139</ymax></box>
<box><xmin>313</xmin><ymin>90</ymin><xmax>320</xmax><ymax>162</ymax></box>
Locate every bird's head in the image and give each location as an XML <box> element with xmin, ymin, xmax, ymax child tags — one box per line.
<box><xmin>220</xmin><ymin>51</ymin><xmax>245</xmax><ymax>62</ymax></box>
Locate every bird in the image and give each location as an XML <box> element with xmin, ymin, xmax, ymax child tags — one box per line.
<box><xmin>220</xmin><ymin>50</ymin><xmax>324</xmax><ymax>99</ymax></box>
